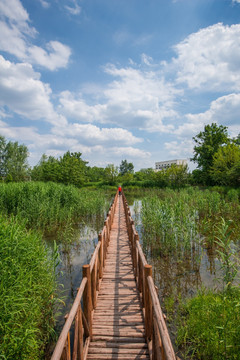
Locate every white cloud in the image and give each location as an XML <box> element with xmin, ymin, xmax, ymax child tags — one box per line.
<box><xmin>65</xmin><ymin>0</ymin><xmax>81</xmax><ymax>15</ymax></box>
<box><xmin>141</xmin><ymin>53</ymin><xmax>153</xmax><ymax>66</ymax></box>
<box><xmin>110</xmin><ymin>147</ymin><xmax>150</xmax><ymax>159</ymax></box>
<box><xmin>0</xmin><ymin>118</ymin><xmax>149</xmax><ymax>168</ymax></box>
<box><xmin>38</xmin><ymin>0</ymin><xmax>50</xmax><ymax>8</ymax></box>
<box><xmin>0</xmin><ymin>55</ymin><xmax>66</xmax><ymax>125</ymax></box>
<box><xmin>28</xmin><ymin>41</ymin><xmax>71</xmax><ymax>71</ymax></box>
<box><xmin>0</xmin><ymin>20</ymin><xmax>27</xmax><ymax>59</ymax></box>
<box><xmin>164</xmin><ymin>139</ymin><xmax>193</xmax><ymax>159</ymax></box>
<box><xmin>232</xmin><ymin>0</ymin><xmax>240</xmax><ymax>3</ymax></box>
<box><xmin>52</xmin><ymin>123</ymin><xmax>143</xmax><ymax>146</ymax></box>
<box><xmin>174</xmin><ymin>93</ymin><xmax>240</xmax><ymax>139</ymax></box>
<box><xmin>173</xmin><ymin>23</ymin><xmax>240</xmax><ymax>91</ymax></box>
<box><xmin>0</xmin><ymin>0</ymin><xmax>30</xmax><ymax>28</ymax></box>
<box><xmin>58</xmin><ymin>64</ymin><xmax>180</xmax><ymax>132</ymax></box>
<box><xmin>0</xmin><ymin>0</ymin><xmax>71</xmax><ymax>70</ymax></box>
<box><xmin>58</xmin><ymin>90</ymin><xmax>107</xmax><ymax>123</ymax></box>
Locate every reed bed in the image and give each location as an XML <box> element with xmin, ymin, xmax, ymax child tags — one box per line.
<box><xmin>0</xmin><ymin>182</ymin><xmax>108</xmax><ymax>236</ymax></box>
<box><xmin>136</xmin><ymin>187</ymin><xmax>240</xmax><ymax>359</ymax></box>
<box><xmin>140</xmin><ymin>187</ymin><xmax>240</xmax><ymax>255</ymax></box>
<box><xmin>0</xmin><ymin>214</ymin><xmax>57</xmax><ymax>359</ymax></box>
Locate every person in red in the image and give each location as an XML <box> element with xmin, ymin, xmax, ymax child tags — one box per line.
<box><xmin>118</xmin><ymin>185</ymin><xmax>122</xmax><ymax>195</ymax></box>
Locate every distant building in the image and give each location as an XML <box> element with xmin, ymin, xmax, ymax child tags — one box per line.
<box><xmin>155</xmin><ymin>159</ymin><xmax>188</xmax><ymax>171</ymax></box>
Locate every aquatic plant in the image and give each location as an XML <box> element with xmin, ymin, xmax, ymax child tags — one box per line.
<box><xmin>0</xmin><ymin>182</ymin><xmax>108</xmax><ymax>238</ymax></box>
<box><xmin>141</xmin><ymin>191</ymin><xmax>199</xmax><ymax>255</ymax></box>
<box><xmin>177</xmin><ymin>288</ymin><xmax>240</xmax><ymax>360</ymax></box>
<box><xmin>0</xmin><ymin>214</ymin><xmax>57</xmax><ymax>359</ymax></box>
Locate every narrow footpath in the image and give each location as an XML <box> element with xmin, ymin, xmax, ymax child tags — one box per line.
<box><xmin>87</xmin><ymin>195</ymin><xmax>150</xmax><ymax>360</ymax></box>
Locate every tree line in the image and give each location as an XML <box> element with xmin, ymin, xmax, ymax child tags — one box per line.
<box><xmin>0</xmin><ymin>123</ymin><xmax>239</xmax><ymax>188</ymax></box>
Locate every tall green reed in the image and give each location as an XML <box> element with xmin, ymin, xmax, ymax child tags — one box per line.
<box><xmin>0</xmin><ymin>182</ymin><xmax>108</xmax><ymax>238</ymax></box>
<box><xmin>177</xmin><ymin>216</ymin><xmax>240</xmax><ymax>360</ymax></box>
<box><xmin>0</xmin><ymin>214</ymin><xmax>57</xmax><ymax>359</ymax></box>
<box><xmin>140</xmin><ymin>187</ymin><xmax>240</xmax><ymax>254</ymax></box>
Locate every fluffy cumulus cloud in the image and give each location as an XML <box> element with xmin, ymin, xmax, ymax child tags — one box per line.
<box><xmin>0</xmin><ymin>55</ymin><xmax>66</xmax><ymax>125</ymax></box>
<box><xmin>52</xmin><ymin>123</ymin><xmax>143</xmax><ymax>146</ymax></box>
<box><xmin>27</xmin><ymin>41</ymin><xmax>71</xmax><ymax>71</ymax></box>
<box><xmin>173</xmin><ymin>93</ymin><xmax>240</xmax><ymax>140</ymax></box>
<box><xmin>58</xmin><ymin>91</ymin><xmax>107</xmax><ymax>123</ymax></box>
<box><xmin>0</xmin><ymin>0</ymin><xmax>71</xmax><ymax>70</ymax></box>
<box><xmin>173</xmin><ymin>23</ymin><xmax>240</xmax><ymax>91</ymax></box>
<box><xmin>183</xmin><ymin>93</ymin><xmax>240</xmax><ymax>136</ymax></box>
<box><xmin>59</xmin><ymin>63</ymin><xmax>180</xmax><ymax>132</ymax></box>
<box><xmin>164</xmin><ymin>139</ymin><xmax>193</xmax><ymax>157</ymax></box>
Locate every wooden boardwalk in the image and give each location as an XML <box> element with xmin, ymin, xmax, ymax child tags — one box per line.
<box><xmin>51</xmin><ymin>191</ymin><xmax>176</xmax><ymax>360</ymax></box>
<box><xmin>88</xmin><ymin>195</ymin><xmax>150</xmax><ymax>359</ymax></box>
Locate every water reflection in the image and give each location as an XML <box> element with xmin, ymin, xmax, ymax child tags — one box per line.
<box><xmin>45</xmin><ymin>219</ymin><xmax>100</xmax><ymax>330</ymax></box>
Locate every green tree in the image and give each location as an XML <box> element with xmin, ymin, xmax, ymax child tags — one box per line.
<box><xmin>58</xmin><ymin>151</ymin><xmax>88</xmax><ymax>186</ymax></box>
<box><xmin>31</xmin><ymin>151</ymin><xmax>88</xmax><ymax>186</ymax></box>
<box><xmin>104</xmin><ymin>164</ymin><xmax>118</xmax><ymax>184</ymax></box>
<box><xmin>0</xmin><ymin>135</ymin><xmax>29</xmax><ymax>181</ymax></box>
<box><xmin>31</xmin><ymin>154</ymin><xmax>59</xmax><ymax>182</ymax></box>
<box><xmin>134</xmin><ymin>168</ymin><xmax>155</xmax><ymax>181</ymax></box>
<box><xmin>210</xmin><ymin>143</ymin><xmax>240</xmax><ymax>186</ymax></box>
<box><xmin>166</xmin><ymin>164</ymin><xmax>189</xmax><ymax>188</ymax></box>
<box><xmin>86</xmin><ymin>166</ymin><xmax>105</xmax><ymax>182</ymax></box>
<box><xmin>119</xmin><ymin>160</ymin><xmax>134</xmax><ymax>176</ymax></box>
<box><xmin>0</xmin><ymin>135</ymin><xmax>7</xmax><ymax>178</ymax></box>
<box><xmin>5</xmin><ymin>142</ymin><xmax>29</xmax><ymax>181</ymax></box>
<box><xmin>191</xmin><ymin>123</ymin><xmax>230</xmax><ymax>185</ymax></box>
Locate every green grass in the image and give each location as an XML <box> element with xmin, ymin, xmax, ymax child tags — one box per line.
<box><xmin>139</xmin><ymin>187</ymin><xmax>240</xmax><ymax>255</ymax></box>
<box><xmin>0</xmin><ymin>214</ymin><xmax>57</xmax><ymax>359</ymax></box>
<box><xmin>0</xmin><ymin>182</ymin><xmax>108</xmax><ymax>236</ymax></box>
<box><xmin>177</xmin><ymin>288</ymin><xmax>240</xmax><ymax>359</ymax></box>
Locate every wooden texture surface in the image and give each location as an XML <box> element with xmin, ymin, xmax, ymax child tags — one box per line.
<box><xmin>87</xmin><ymin>195</ymin><xmax>150</xmax><ymax>360</ymax></box>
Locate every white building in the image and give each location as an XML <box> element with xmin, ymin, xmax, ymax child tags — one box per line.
<box><xmin>155</xmin><ymin>159</ymin><xmax>188</xmax><ymax>171</ymax></box>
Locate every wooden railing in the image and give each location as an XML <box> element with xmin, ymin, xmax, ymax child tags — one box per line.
<box><xmin>51</xmin><ymin>191</ymin><xmax>118</xmax><ymax>360</ymax></box>
<box><xmin>122</xmin><ymin>192</ymin><xmax>176</xmax><ymax>360</ymax></box>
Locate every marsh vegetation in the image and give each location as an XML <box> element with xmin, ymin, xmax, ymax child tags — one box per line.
<box><xmin>0</xmin><ymin>182</ymin><xmax>110</xmax><ymax>359</ymax></box>
<box><xmin>127</xmin><ymin>187</ymin><xmax>240</xmax><ymax>360</ymax></box>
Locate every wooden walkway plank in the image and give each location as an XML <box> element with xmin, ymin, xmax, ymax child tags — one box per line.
<box><xmin>87</xmin><ymin>195</ymin><xmax>150</xmax><ymax>360</ymax></box>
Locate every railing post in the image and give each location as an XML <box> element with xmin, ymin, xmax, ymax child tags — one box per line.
<box><xmin>82</xmin><ymin>264</ymin><xmax>92</xmax><ymax>338</ymax></box>
<box><xmin>78</xmin><ymin>306</ymin><xmax>84</xmax><ymax>360</ymax></box>
<box><xmin>98</xmin><ymin>233</ymin><xmax>103</xmax><ymax>279</ymax></box>
<box><xmin>104</xmin><ymin>220</ymin><xmax>108</xmax><ymax>249</ymax></box>
<box><xmin>138</xmin><ymin>256</ymin><xmax>143</xmax><ymax>296</ymax></box>
<box><xmin>133</xmin><ymin>233</ymin><xmax>138</xmax><ymax>277</ymax></box>
<box><xmin>144</xmin><ymin>264</ymin><xmax>153</xmax><ymax>340</ymax></box>
<box><xmin>91</xmin><ymin>261</ymin><xmax>97</xmax><ymax>309</ymax></box>
<box><xmin>61</xmin><ymin>314</ymin><xmax>71</xmax><ymax>360</ymax></box>
<box><xmin>72</xmin><ymin>309</ymin><xmax>78</xmax><ymax>360</ymax></box>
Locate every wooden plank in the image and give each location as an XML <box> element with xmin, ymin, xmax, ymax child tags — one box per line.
<box><xmin>88</xmin><ymin>342</ymin><xmax>148</xmax><ymax>349</ymax></box>
<box><xmin>91</xmin><ymin>335</ymin><xmax>146</xmax><ymax>343</ymax></box>
<box><xmin>87</xmin><ymin>355</ymin><xmax>149</xmax><ymax>360</ymax></box>
<box><xmin>86</xmin><ymin>195</ymin><xmax>150</xmax><ymax>360</ymax></box>
<box><xmin>88</xmin><ymin>347</ymin><xmax>149</xmax><ymax>354</ymax></box>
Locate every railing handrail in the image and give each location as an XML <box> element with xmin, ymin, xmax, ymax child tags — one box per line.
<box><xmin>147</xmin><ymin>276</ymin><xmax>176</xmax><ymax>359</ymax></box>
<box><xmin>51</xmin><ymin>277</ymin><xmax>87</xmax><ymax>360</ymax></box>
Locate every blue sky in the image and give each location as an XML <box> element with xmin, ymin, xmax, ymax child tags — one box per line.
<box><xmin>0</xmin><ymin>0</ymin><xmax>240</xmax><ymax>171</ymax></box>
